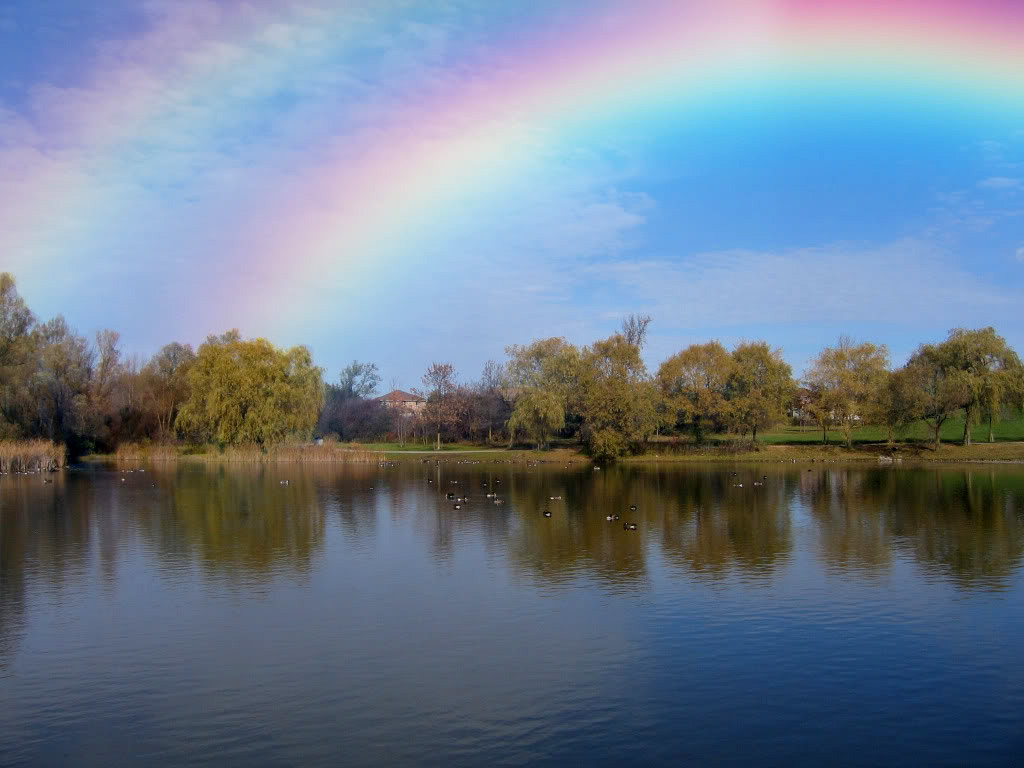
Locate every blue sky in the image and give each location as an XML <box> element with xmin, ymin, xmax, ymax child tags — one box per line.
<box><xmin>1</xmin><ymin>0</ymin><xmax>1022</xmax><ymax>389</ymax></box>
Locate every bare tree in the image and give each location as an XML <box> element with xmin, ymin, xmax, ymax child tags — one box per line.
<box><xmin>420</xmin><ymin>362</ymin><xmax>458</xmax><ymax>450</ymax></box>
<box><xmin>621</xmin><ymin>313</ymin><xmax>652</xmax><ymax>349</ymax></box>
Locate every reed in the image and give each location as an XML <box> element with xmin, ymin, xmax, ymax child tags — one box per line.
<box><xmin>114</xmin><ymin>441</ymin><xmax>377</xmax><ymax>464</ymax></box>
<box><xmin>115</xmin><ymin>442</ymin><xmax>179</xmax><ymax>464</ymax></box>
<box><xmin>0</xmin><ymin>439</ymin><xmax>67</xmax><ymax>473</ymax></box>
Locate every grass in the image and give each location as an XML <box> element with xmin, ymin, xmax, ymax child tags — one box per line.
<box><xmin>710</xmin><ymin>412</ymin><xmax>1024</xmax><ymax>447</ymax></box>
<box><xmin>0</xmin><ymin>439</ymin><xmax>67</xmax><ymax>472</ymax></box>
<box><xmin>110</xmin><ymin>441</ymin><xmax>378</xmax><ymax>464</ymax></box>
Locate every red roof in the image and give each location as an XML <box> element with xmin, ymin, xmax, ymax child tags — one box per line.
<box><xmin>377</xmin><ymin>389</ymin><xmax>424</xmax><ymax>403</ymax></box>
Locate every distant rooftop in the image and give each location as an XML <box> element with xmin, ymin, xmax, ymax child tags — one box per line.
<box><xmin>376</xmin><ymin>389</ymin><xmax>425</xmax><ymax>403</ymax></box>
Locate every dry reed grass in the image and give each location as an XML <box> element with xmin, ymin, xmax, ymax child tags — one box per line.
<box><xmin>115</xmin><ymin>441</ymin><xmax>377</xmax><ymax>464</ymax></box>
<box><xmin>0</xmin><ymin>439</ymin><xmax>66</xmax><ymax>473</ymax></box>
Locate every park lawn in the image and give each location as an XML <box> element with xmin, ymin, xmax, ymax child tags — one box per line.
<box><xmin>725</xmin><ymin>412</ymin><xmax>1024</xmax><ymax>446</ymax></box>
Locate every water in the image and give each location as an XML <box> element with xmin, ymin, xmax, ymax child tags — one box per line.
<box><xmin>1</xmin><ymin>461</ymin><xmax>1023</xmax><ymax>767</ymax></box>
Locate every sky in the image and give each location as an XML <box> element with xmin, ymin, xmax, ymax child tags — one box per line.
<box><xmin>1</xmin><ymin>0</ymin><xmax>1022</xmax><ymax>389</ymax></box>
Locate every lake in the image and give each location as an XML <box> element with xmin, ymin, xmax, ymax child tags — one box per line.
<box><xmin>1</xmin><ymin>460</ymin><xmax>1022</xmax><ymax>766</ymax></box>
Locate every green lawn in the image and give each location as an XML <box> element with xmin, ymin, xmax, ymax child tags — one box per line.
<box><xmin>724</xmin><ymin>412</ymin><xmax>1024</xmax><ymax>446</ymax></box>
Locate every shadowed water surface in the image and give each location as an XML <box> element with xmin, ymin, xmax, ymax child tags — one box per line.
<box><xmin>1</xmin><ymin>461</ymin><xmax>1023</xmax><ymax>766</ymax></box>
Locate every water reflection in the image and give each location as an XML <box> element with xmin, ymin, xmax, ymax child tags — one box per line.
<box><xmin>2</xmin><ymin>461</ymin><xmax>1024</xmax><ymax>766</ymax></box>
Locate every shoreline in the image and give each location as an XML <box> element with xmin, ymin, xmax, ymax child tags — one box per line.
<box><xmin>79</xmin><ymin>441</ymin><xmax>1024</xmax><ymax>466</ymax></box>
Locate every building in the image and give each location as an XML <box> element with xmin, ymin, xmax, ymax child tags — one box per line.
<box><xmin>375</xmin><ymin>389</ymin><xmax>426</xmax><ymax>412</ymax></box>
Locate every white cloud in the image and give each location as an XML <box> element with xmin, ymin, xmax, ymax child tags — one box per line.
<box><xmin>586</xmin><ymin>239</ymin><xmax>1015</xmax><ymax>330</ymax></box>
<box><xmin>978</xmin><ymin>176</ymin><xmax>1020</xmax><ymax>189</ymax></box>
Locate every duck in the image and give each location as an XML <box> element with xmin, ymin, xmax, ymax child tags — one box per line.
<box><xmin>606</xmin><ymin>515</ymin><xmax>614</xmax><ymax>521</ymax></box>
<box><xmin>447</xmin><ymin>492</ymin><xmax>456</xmax><ymax>499</ymax></box>
<box><xmin>453</xmin><ymin>504</ymin><xmax>462</xmax><ymax>510</ymax></box>
<box><xmin>494</xmin><ymin>499</ymin><xmax>505</xmax><ymax>505</ymax></box>
<box><xmin>485</xmin><ymin>492</ymin><xmax>496</xmax><ymax>498</ymax></box>
<box><xmin>613</xmin><ymin>514</ymin><xmax>621</xmax><ymax>521</ymax></box>
<box><xmin>629</xmin><ymin>504</ymin><xmax>637</xmax><ymax>511</ymax></box>
<box><xmin>549</xmin><ymin>495</ymin><xmax>562</xmax><ymax>501</ymax></box>
<box><xmin>542</xmin><ymin>510</ymin><xmax>552</xmax><ymax>518</ymax></box>
<box><xmin>733</xmin><ymin>483</ymin><xmax>743</xmax><ymax>488</ymax></box>
<box><xmin>628</xmin><ymin>523</ymin><xmax>638</xmax><ymax>531</ymax></box>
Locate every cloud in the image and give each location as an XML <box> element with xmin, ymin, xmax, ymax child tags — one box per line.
<box><xmin>978</xmin><ymin>176</ymin><xmax>1020</xmax><ymax>189</ymax></box>
<box><xmin>1017</xmin><ymin>246</ymin><xmax>1024</xmax><ymax>262</ymax></box>
<box><xmin>586</xmin><ymin>239</ymin><xmax>1015</xmax><ymax>330</ymax></box>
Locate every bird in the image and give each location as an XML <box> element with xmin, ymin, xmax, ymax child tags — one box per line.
<box><xmin>542</xmin><ymin>510</ymin><xmax>552</xmax><ymax>517</ymax></box>
<box><xmin>280</xmin><ymin>479</ymin><xmax>289</xmax><ymax>485</ymax></box>
<box><xmin>369</xmin><ymin>486</ymin><xmax>374</xmax><ymax>490</ymax></box>
<box><xmin>494</xmin><ymin>499</ymin><xmax>505</xmax><ymax>505</ymax></box>
<box><xmin>629</xmin><ymin>504</ymin><xmax>637</xmax><ymax>511</ymax></box>
<box><xmin>629</xmin><ymin>523</ymin><xmax>638</xmax><ymax>531</ymax></box>
<box><xmin>613</xmin><ymin>514</ymin><xmax>620</xmax><ymax>520</ymax></box>
<box><xmin>453</xmin><ymin>504</ymin><xmax>461</xmax><ymax>510</ymax></box>
<box><xmin>550</xmin><ymin>495</ymin><xmax>562</xmax><ymax>500</ymax></box>
<box><xmin>733</xmin><ymin>483</ymin><xmax>743</xmax><ymax>488</ymax></box>
<box><xmin>447</xmin><ymin>492</ymin><xmax>455</xmax><ymax>499</ymax></box>
<box><xmin>606</xmin><ymin>515</ymin><xmax>614</xmax><ymax>521</ymax></box>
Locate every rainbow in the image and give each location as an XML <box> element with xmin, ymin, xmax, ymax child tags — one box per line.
<box><xmin>3</xmin><ymin>0</ymin><xmax>1023</xmax><ymax>332</ymax></box>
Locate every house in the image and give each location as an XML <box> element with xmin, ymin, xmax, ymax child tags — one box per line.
<box><xmin>375</xmin><ymin>389</ymin><xmax>426</xmax><ymax>412</ymax></box>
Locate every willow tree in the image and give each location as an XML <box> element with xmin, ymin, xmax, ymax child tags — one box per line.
<box><xmin>507</xmin><ymin>388</ymin><xmax>564</xmax><ymax>449</ymax></box>
<box><xmin>503</xmin><ymin>337</ymin><xmax>582</xmax><ymax>440</ymax></box>
<box><xmin>578</xmin><ymin>334</ymin><xmax>657</xmax><ymax>459</ymax></box>
<box><xmin>939</xmin><ymin>327</ymin><xmax>1021</xmax><ymax>446</ymax></box>
<box><xmin>804</xmin><ymin>337</ymin><xmax>889</xmax><ymax>449</ymax></box>
<box><xmin>725</xmin><ymin>341</ymin><xmax>794</xmax><ymax>442</ymax></box>
<box><xmin>176</xmin><ymin>331</ymin><xmax>324</xmax><ymax>446</ymax></box>
<box><xmin>657</xmin><ymin>341</ymin><xmax>733</xmax><ymax>442</ymax></box>
<box><xmin>906</xmin><ymin>343</ymin><xmax>968</xmax><ymax>450</ymax></box>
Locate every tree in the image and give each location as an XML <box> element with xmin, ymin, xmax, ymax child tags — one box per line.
<box><xmin>176</xmin><ymin>331</ymin><xmax>324</xmax><ymax>446</ymax></box>
<box><xmin>804</xmin><ymin>337</ymin><xmax>889</xmax><ymax>449</ymax></box>
<box><xmin>420</xmin><ymin>362</ymin><xmax>458</xmax><ymax>450</ymax></box>
<box><xmin>939</xmin><ymin>327</ymin><xmax>1021</xmax><ymax>446</ymax></box>
<box><xmin>621</xmin><ymin>313</ymin><xmax>652</xmax><ymax>349</ymax></box>
<box><xmin>504</xmin><ymin>337</ymin><xmax>582</xmax><ymax>441</ymax></box>
<box><xmin>336</xmin><ymin>361</ymin><xmax>381</xmax><ymax>401</ymax></box>
<box><xmin>725</xmin><ymin>341</ymin><xmax>793</xmax><ymax>442</ymax></box>
<box><xmin>0</xmin><ymin>274</ymin><xmax>36</xmax><ymax>436</ymax></box>
<box><xmin>29</xmin><ymin>316</ymin><xmax>94</xmax><ymax>450</ymax></box>
<box><xmin>478</xmin><ymin>359</ymin><xmax>509</xmax><ymax>444</ymax></box>
<box><xmin>142</xmin><ymin>342</ymin><xmax>196</xmax><ymax>439</ymax></box>
<box><xmin>877</xmin><ymin>367</ymin><xmax>924</xmax><ymax>447</ymax></box>
<box><xmin>906</xmin><ymin>343</ymin><xmax>969</xmax><ymax>450</ymax></box>
<box><xmin>578</xmin><ymin>334</ymin><xmax>657</xmax><ymax>459</ymax></box>
<box><xmin>657</xmin><ymin>341</ymin><xmax>733</xmax><ymax>442</ymax></box>
<box><xmin>506</xmin><ymin>388</ymin><xmax>564</xmax><ymax>449</ymax></box>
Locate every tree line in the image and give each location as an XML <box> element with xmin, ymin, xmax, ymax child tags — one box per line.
<box><xmin>3</xmin><ymin>273</ymin><xmax>1022</xmax><ymax>459</ymax></box>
